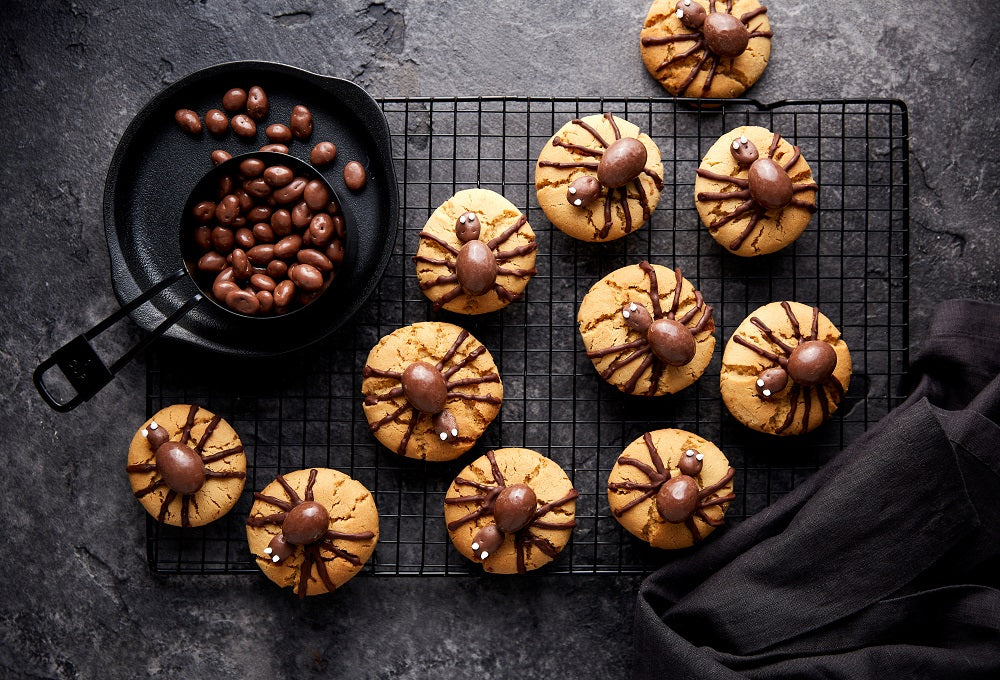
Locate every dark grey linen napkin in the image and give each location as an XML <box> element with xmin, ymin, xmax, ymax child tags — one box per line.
<box><xmin>632</xmin><ymin>300</ymin><xmax>1000</xmax><ymax>679</ymax></box>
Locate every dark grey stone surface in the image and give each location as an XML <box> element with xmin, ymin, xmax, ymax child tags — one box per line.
<box><xmin>1</xmin><ymin>1</ymin><xmax>997</xmax><ymax>678</ymax></box>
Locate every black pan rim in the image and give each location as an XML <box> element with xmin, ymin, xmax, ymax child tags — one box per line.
<box><xmin>102</xmin><ymin>59</ymin><xmax>399</xmax><ymax>357</ymax></box>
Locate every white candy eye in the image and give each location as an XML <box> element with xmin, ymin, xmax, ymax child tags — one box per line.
<box><xmin>622</xmin><ymin>310</ymin><xmax>630</xmax><ymax>319</ymax></box>
<box><xmin>756</xmin><ymin>378</ymin><xmax>765</xmax><ymax>387</ymax></box>
<box><xmin>740</xmin><ymin>135</ymin><xmax>748</xmax><ymax>143</ymax></box>
<box><xmin>629</xmin><ymin>303</ymin><xmax>638</xmax><ymax>311</ymax></box>
<box><xmin>696</xmin><ymin>453</ymin><xmax>704</xmax><ymax>461</ymax></box>
<box><xmin>685</xmin><ymin>449</ymin><xmax>695</xmax><ymax>457</ymax></box>
<box><xmin>272</xmin><ymin>555</ymin><xmax>280</xmax><ymax>563</ymax></box>
<box><xmin>569</xmin><ymin>186</ymin><xmax>577</xmax><ymax>195</ymax></box>
<box><xmin>480</xmin><ymin>551</ymin><xmax>489</xmax><ymax>559</ymax></box>
<box><xmin>451</xmin><ymin>428</ymin><xmax>458</xmax><ymax>436</ymax></box>
<box><xmin>439</xmin><ymin>432</ymin><xmax>448</xmax><ymax>441</ymax></box>
<box><xmin>459</xmin><ymin>216</ymin><xmax>466</xmax><ymax>224</ymax></box>
<box><xmin>141</xmin><ymin>428</ymin><xmax>149</xmax><ymax>437</ymax></box>
<box><xmin>762</xmin><ymin>389</ymin><xmax>772</xmax><ymax>397</ymax></box>
<box><xmin>471</xmin><ymin>542</ymin><xmax>480</xmax><ymax>550</ymax></box>
<box><xmin>732</xmin><ymin>140</ymin><xmax>741</xmax><ymax>150</ymax></box>
<box><xmin>264</xmin><ymin>547</ymin><xmax>273</xmax><ymax>554</ymax></box>
<box><xmin>676</xmin><ymin>8</ymin><xmax>684</xmax><ymax>17</ymax></box>
<box><xmin>573</xmin><ymin>198</ymin><xmax>582</xmax><ymax>206</ymax></box>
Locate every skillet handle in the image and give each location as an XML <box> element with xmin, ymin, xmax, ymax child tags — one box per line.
<box><xmin>33</xmin><ymin>268</ymin><xmax>201</xmax><ymax>412</ymax></box>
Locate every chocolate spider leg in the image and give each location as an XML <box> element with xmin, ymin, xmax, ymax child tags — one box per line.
<box><xmin>178</xmin><ymin>405</ymin><xmax>198</xmax><ymax>446</ymax></box>
<box><xmin>729</xmin><ymin>211</ymin><xmax>763</xmax><ymax>251</ymax></box>
<box><xmin>768</xmin><ymin>132</ymin><xmax>782</xmax><ymax>159</ymax></box>
<box><xmin>253</xmin><ymin>492</ymin><xmax>293</xmax><ymax>512</ymax></box>
<box><xmin>775</xmin><ymin>385</ymin><xmax>802</xmax><ymax>434</ymax></box>
<box><xmin>817</xmin><ymin>385</ymin><xmax>831</xmax><ymax>420</ymax></box>
<box><xmin>417</xmin><ymin>231</ymin><xmax>459</xmax><ymax>256</ymax></box>
<box><xmin>181</xmin><ymin>495</ymin><xmax>191</xmax><ymax>528</ymax></box>
<box><xmin>747</xmin><ymin>30</ymin><xmax>773</xmax><ymax>39</ymax></box>
<box><xmin>691</xmin><ymin>304</ymin><xmax>715</xmax><ymax>334</ymax></box>
<box><xmin>617</xmin><ymin>187</ymin><xmax>634</xmax><ymax>234</ymax></box>
<box><xmin>697</xmin><ymin>189</ymin><xmax>751</xmax><ymax>201</ymax></box>
<box><xmin>641</xmin><ymin>33</ymin><xmax>701</xmax><ymax>47</ymax></box>
<box><xmin>571</xmin><ymin>118</ymin><xmax>609</xmax><ymax>147</ymax></box>
<box><xmin>412</xmin><ymin>254</ymin><xmax>453</xmax><ymax>267</ymax></box>
<box><xmin>782</xmin><ymin>146</ymin><xmax>802</xmax><ymax>171</ymax></box>
<box><xmin>701</xmin><ymin>54</ymin><xmax>721</xmax><ymax>95</ymax></box>
<box><xmin>297</xmin><ymin>550</ymin><xmax>314</xmax><ymax>599</ymax></box>
<box><xmin>363</xmin><ymin>366</ymin><xmax>403</xmax><ymax>379</ymax></box>
<box><xmin>446</xmin><ymin>503</ymin><xmax>495</xmax><ymax>531</ymax></box>
<box><xmin>639</xmin><ymin>261</ymin><xmax>664</xmax><ymax>318</ymax></box>
<box><xmin>445</xmin><ymin>493</ymin><xmax>490</xmax><ymax>504</ymax></box>
<box><xmin>600</xmin><ymin>345</ymin><xmax>650</xmax><ymax>379</ymax></box>
<box><xmin>623</xmin><ymin>354</ymin><xmax>655</xmax><ymax>393</ymax></box>
<box><xmin>245</xmin><ymin>512</ymin><xmax>287</xmax><ymax>527</ymax></box>
<box><xmin>318</xmin><ymin>542</ymin><xmax>363</xmax><ymax>568</ymax></box>
<box><xmin>193</xmin><ymin>414</ymin><xmax>221</xmax><ymax>453</ymax></box>
<box><xmin>801</xmin><ymin>386</ymin><xmax>813</xmax><ymax>430</ymax></box>
<box><xmin>599</xmin><ymin>189</ymin><xmax>614</xmax><ymax>239</ymax></box>
<box><xmin>446</xmin><ymin>392</ymin><xmax>502</xmax><ymax>404</ymax></box>
<box><xmin>531</xmin><ymin>519</ymin><xmax>578</xmax><ymax>530</ymax></box>
<box><xmin>607</xmin><ymin>480</ymin><xmax>661</xmax><ymax>491</ymax></box>
<box><xmin>615</xmin><ymin>455</ymin><xmax>660</xmax><ymax>480</ymax></box>
<box><xmin>325</xmin><ymin>529</ymin><xmax>376</xmax><ymax>541</ymax></box>
<box><xmin>656</xmin><ymin>40</ymin><xmax>705</xmax><ymax>71</ymax></box>
<box><xmin>311</xmin><ymin>547</ymin><xmax>342</xmax><ymax>592</ymax></box>
<box><xmin>485</xmin><ymin>449</ymin><xmax>506</xmax><ymax>486</ymax></box>
<box><xmin>396</xmin><ymin>408</ymin><xmax>421</xmax><ymax>455</ymax></box>
<box><xmin>644</xmin><ymin>361</ymin><xmax>665</xmax><ymax>396</ymax></box>
<box><xmin>435</xmin><ymin>330</ymin><xmax>470</xmax><ymax>371</ymax></box>
<box><xmin>515</xmin><ymin>534</ymin><xmax>527</xmax><ymax>574</ymax></box>
<box><xmin>668</xmin><ymin>267</ymin><xmax>684</xmax><ymax>319</ymax></box>
<box><xmin>696</xmin><ymin>168</ymin><xmax>749</xmax><ymax>187</ymax></box>
<box><xmin>495</xmin><ymin>241</ymin><xmax>538</xmax><ymax>262</ymax></box>
<box><xmin>553</xmin><ymin>137</ymin><xmax>605</xmax><ymax>157</ymax></box>
<box><xmin>275</xmin><ymin>474</ymin><xmax>303</xmax><ymax>506</ymax></box>
<box><xmin>157</xmin><ymin>490</ymin><xmax>177</xmax><ymax>523</ymax></box>
<box><xmin>695</xmin><ymin>507</ymin><xmax>729</xmax><ymax>526</ymax></box>
<box><xmin>698</xmin><ymin>468</ymin><xmax>736</xmax><ymax>498</ymax></box>
<box><xmin>741</xmin><ymin>6</ymin><xmax>767</xmax><ymax>22</ymax></box>
<box><xmin>708</xmin><ymin>200</ymin><xmax>755</xmax><ymax>231</ymax></box>
<box><xmin>523</xmin><ymin>533</ymin><xmax>560</xmax><ymax>558</ymax></box>
<box><xmin>734</xmin><ymin>335</ymin><xmax>788</xmax><ymax>366</ymax></box>
<box><xmin>537</xmin><ymin>160</ymin><xmax>600</xmax><ymax>171</ymax></box>
<box><xmin>201</xmin><ymin>445</ymin><xmax>244</xmax><ymax>464</ymax></box>
<box><xmin>824</xmin><ymin>376</ymin><xmax>846</xmax><ymax>401</ymax></box>
<box><xmin>792</xmin><ymin>182</ymin><xmax>819</xmax><ymax>193</ymax></box>
<box><xmin>781</xmin><ymin>301</ymin><xmax>802</xmax><ymax>340</ymax></box>
<box><xmin>750</xmin><ymin>317</ymin><xmax>796</xmax><ymax>355</ymax></box>
<box><xmin>204</xmin><ymin>470</ymin><xmax>246</xmax><ymax>480</ymax></box>
<box><xmin>453</xmin><ymin>477</ymin><xmax>492</xmax><ymax>491</ymax></box>
<box><xmin>586</xmin><ymin>338</ymin><xmax>647</xmax><ymax>359</ymax></box>
<box><xmin>492</xmin><ymin>283</ymin><xmax>525</xmax><ymax>303</ymax></box>
<box><xmin>787</xmin><ymin>199</ymin><xmax>818</xmax><ymax>212</ymax></box>
<box><xmin>446</xmin><ymin>374</ymin><xmax>501</xmax><ymax>389</ymax></box>
<box><xmin>642</xmin><ymin>167</ymin><xmax>664</xmax><ymax>190</ymax></box>
<box><xmin>603</xmin><ymin>112</ymin><xmax>622</xmax><ymax>141</ymax></box>
<box><xmin>613</xmin><ymin>488</ymin><xmax>661</xmax><ymax>517</ymax></box>
<box><xmin>304</xmin><ymin>469</ymin><xmax>318</xmax><ymax>502</ymax></box>
<box><xmin>633</xmin><ymin>177</ymin><xmax>651</xmax><ymax>221</ymax></box>
<box><xmin>487</xmin><ymin>215</ymin><xmax>528</xmax><ymax>250</ymax></box>
<box><xmin>441</xmin><ymin>344</ymin><xmax>488</xmax><ymax>379</ymax></box>
<box><xmin>643</xmin><ymin>431</ymin><xmax>668</xmax><ymax>474</ymax></box>
<box><xmin>496</xmin><ymin>264</ymin><xmax>537</xmax><ymax>277</ymax></box>
<box><xmin>418</xmin><ymin>273</ymin><xmax>458</xmax><ymax>291</ymax></box>
<box><xmin>532</xmin><ymin>489</ymin><xmax>580</xmax><ymax>521</ymax></box>
<box><xmin>364</xmin><ymin>385</ymin><xmax>405</xmax><ymax>405</ymax></box>
<box><xmin>684</xmin><ymin>516</ymin><xmax>703</xmax><ymax>542</ymax></box>
<box><xmin>698</xmin><ymin>493</ymin><xmax>736</xmax><ymax>510</ymax></box>
<box><xmin>126</xmin><ymin>463</ymin><xmax>157</xmax><ymax>473</ymax></box>
<box><xmin>431</xmin><ymin>286</ymin><xmax>466</xmax><ymax>311</ymax></box>
<box><xmin>679</xmin><ymin>50</ymin><xmax>712</xmax><ymax>96</ymax></box>
<box><xmin>678</xmin><ymin>291</ymin><xmax>705</xmax><ymax>324</ymax></box>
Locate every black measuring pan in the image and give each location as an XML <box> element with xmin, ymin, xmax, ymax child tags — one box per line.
<box><xmin>33</xmin><ymin>61</ymin><xmax>399</xmax><ymax>411</ymax></box>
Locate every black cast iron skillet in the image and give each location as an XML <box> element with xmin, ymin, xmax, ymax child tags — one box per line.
<box><xmin>33</xmin><ymin>61</ymin><xmax>399</xmax><ymax>411</ymax></box>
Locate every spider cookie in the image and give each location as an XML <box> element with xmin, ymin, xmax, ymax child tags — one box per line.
<box><xmin>640</xmin><ymin>0</ymin><xmax>772</xmax><ymax>98</ymax></box>
<box><xmin>695</xmin><ymin>126</ymin><xmax>817</xmax><ymax>256</ymax></box>
<box><xmin>608</xmin><ymin>429</ymin><xmax>734</xmax><ymax>549</ymax></box>
<box><xmin>362</xmin><ymin>322</ymin><xmax>503</xmax><ymax>461</ymax></box>
<box><xmin>246</xmin><ymin>468</ymin><xmax>378</xmax><ymax>598</ymax></box>
<box><xmin>126</xmin><ymin>404</ymin><xmax>246</xmax><ymax>527</ymax></box>
<box><xmin>415</xmin><ymin>189</ymin><xmax>537</xmax><ymax>314</ymax></box>
<box><xmin>445</xmin><ymin>448</ymin><xmax>578</xmax><ymax>574</ymax></box>
<box><xmin>535</xmin><ymin>113</ymin><xmax>664</xmax><ymax>242</ymax></box>
<box><xmin>578</xmin><ymin>261</ymin><xmax>715</xmax><ymax>396</ymax></box>
<box><xmin>720</xmin><ymin>301</ymin><xmax>852</xmax><ymax>435</ymax></box>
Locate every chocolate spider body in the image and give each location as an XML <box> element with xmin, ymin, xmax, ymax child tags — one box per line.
<box><xmin>608</xmin><ymin>433</ymin><xmax>735</xmax><ymax>542</ymax></box>
<box><xmin>363</xmin><ymin>330</ymin><xmax>502</xmax><ymax>454</ymax></box>
<box><xmin>414</xmin><ymin>211</ymin><xmax>537</xmax><ymax>311</ymax></box>
<box><xmin>586</xmin><ymin>262</ymin><xmax>713</xmax><ymax>395</ymax></box>
<box><xmin>735</xmin><ymin>302</ymin><xmax>845</xmax><ymax>433</ymax></box>
<box><xmin>538</xmin><ymin>112</ymin><xmax>664</xmax><ymax>239</ymax></box>
<box><xmin>126</xmin><ymin>405</ymin><xmax>246</xmax><ymax>527</ymax></box>
<box><xmin>641</xmin><ymin>0</ymin><xmax>773</xmax><ymax>97</ymax></box>
<box><xmin>246</xmin><ymin>469</ymin><xmax>375</xmax><ymax>599</ymax></box>
<box><xmin>697</xmin><ymin>131</ymin><xmax>818</xmax><ymax>251</ymax></box>
<box><xmin>446</xmin><ymin>450</ymin><xmax>578</xmax><ymax>574</ymax></box>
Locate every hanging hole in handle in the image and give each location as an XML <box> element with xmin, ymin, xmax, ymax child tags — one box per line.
<box><xmin>33</xmin><ymin>336</ymin><xmax>114</xmax><ymax>412</ymax></box>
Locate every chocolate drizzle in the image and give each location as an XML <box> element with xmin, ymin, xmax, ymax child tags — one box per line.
<box><xmin>127</xmin><ymin>405</ymin><xmax>246</xmax><ymax>527</ymax></box>
<box><xmin>247</xmin><ymin>469</ymin><xmax>376</xmax><ymax>598</ymax></box>
<box><xmin>732</xmin><ymin>304</ymin><xmax>845</xmax><ymax>433</ymax></box>
<box><xmin>585</xmin><ymin>262</ymin><xmax>713</xmax><ymax>396</ymax></box>
<box><xmin>414</xmin><ymin>212</ymin><xmax>537</xmax><ymax>310</ymax></box>
<box><xmin>608</xmin><ymin>432</ymin><xmax>735</xmax><ymax>542</ymax></box>
<box><xmin>538</xmin><ymin>113</ymin><xmax>663</xmax><ymax>239</ymax></box>
<box><xmin>641</xmin><ymin>0</ymin><xmax>773</xmax><ymax>97</ymax></box>
<box><xmin>363</xmin><ymin>330</ymin><xmax>502</xmax><ymax>456</ymax></box>
<box><xmin>446</xmin><ymin>450</ymin><xmax>578</xmax><ymax>573</ymax></box>
<box><xmin>696</xmin><ymin>131</ymin><xmax>818</xmax><ymax>251</ymax></box>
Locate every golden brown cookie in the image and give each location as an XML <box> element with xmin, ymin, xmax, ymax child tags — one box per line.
<box><xmin>720</xmin><ymin>301</ymin><xmax>852</xmax><ymax>435</ymax></box>
<box><xmin>246</xmin><ymin>468</ymin><xmax>378</xmax><ymax>598</ymax></box>
<box><xmin>415</xmin><ymin>189</ymin><xmax>538</xmax><ymax>315</ymax></box>
<box><xmin>535</xmin><ymin>113</ymin><xmax>664</xmax><ymax>242</ymax></box>
<box><xmin>695</xmin><ymin>125</ymin><xmax>817</xmax><ymax>256</ymax></box>
<box><xmin>640</xmin><ymin>0</ymin><xmax>772</xmax><ymax>98</ymax></box>
<box><xmin>362</xmin><ymin>322</ymin><xmax>503</xmax><ymax>461</ymax></box>
<box><xmin>578</xmin><ymin>261</ymin><xmax>715</xmax><ymax>396</ymax></box>
<box><xmin>444</xmin><ymin>448</ymin><xmax>577</xmax><ymax>574</ymax></box>
<box><xmin>608</xmin><ymin>429</ymin><xmax>734</xmax><ymax>549</ymax></box>
<box><xmin>126</xmin><ymin>404</ymin><xmax>246</xmax><ymax>527</ymax></box>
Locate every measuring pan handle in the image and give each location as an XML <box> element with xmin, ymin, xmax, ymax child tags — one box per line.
<box><xmin>33</xmin><ymin>268</ymin><xmax>203</xmax><ymax>412</ymax></box>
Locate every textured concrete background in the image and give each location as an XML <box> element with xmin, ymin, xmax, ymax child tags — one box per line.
<box><xmin>1</xmin><ymin>1</ymin><xmax>998</xmax><ymax>678</ymax></box>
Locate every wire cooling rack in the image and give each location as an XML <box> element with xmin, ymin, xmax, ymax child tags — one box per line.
<box><xmin>144</xmin><ymin>97</ymin><xmax>909</xmax><ymax>575</ymax></box>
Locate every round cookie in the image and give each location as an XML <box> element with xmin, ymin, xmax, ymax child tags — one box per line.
<box><xmin>126</xmin><ymin>404</ymin><xmax>246</xmax><ymax>527</ymax></box>
<box><xmin>578</xmin><ymin>261</ymin><xmax>715</xmax><ymax>396</ymax></box>
<box><xmin>535</xmin><ymin>113</ymin><xmax>664</xmax><ymax>242</ymax></box>
<box><xmin>695</xmin><ymin>125</ymin><xmax>817</xmax><ymax>257</ymax></box>
<box><xmin>415</xmin><ymin>189</ymin><xmax>537</xmax><ymax>314</ymax></box>
<box><xmin>720</xmin><ymin>301</ymin><xmax>852</xmax><ymax>435</ymax></box>
<box><xmin>246</xmin><ymin>468</ymin><xmax>378</xmax><ymax>598</ymax></box>
<box><xmin>444</xmin><ymin>448</ymin><xmax>578</xmax><ymax>574</ymax></box>
<box><xmin>640</xmin><ymin>0</ymin><xmax>772</xmax><ymax>98</ymax></box>
<box><xmin>608</xmin><ymin>429</ymin><xmax>735</xmax><ymax>549</ymax></box>
<box><xmin>362</xmin><ymin>322</ymin><xmax>503</xmax><ymax>461</ymax></box>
